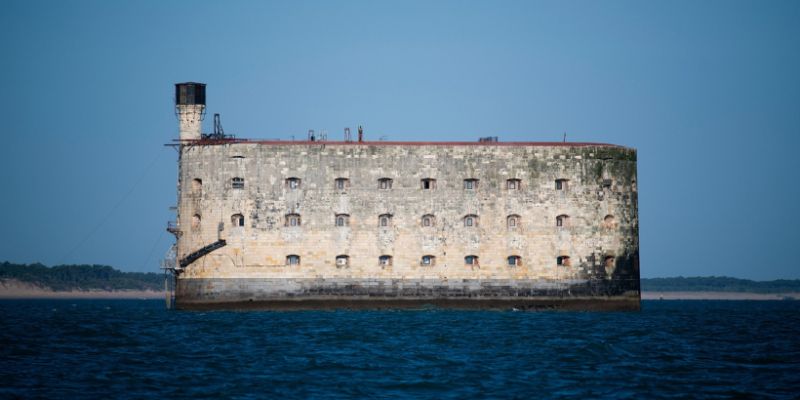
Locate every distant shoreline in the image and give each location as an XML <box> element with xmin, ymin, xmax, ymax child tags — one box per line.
<box><xmin>641</xmin><ymin>292</ymin><xmax>800</xmax><ymax>301</ymax></box>
<box><xmin>0</xmin><ymin>290</ymin><xmax>165</xmax><ymax>299</ymax></box>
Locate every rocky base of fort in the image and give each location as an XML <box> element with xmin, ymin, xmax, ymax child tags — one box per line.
<box><xmin>175</xmin><ymin>277</ymin><xmax>641</xmax><ymax>311</ymax></box>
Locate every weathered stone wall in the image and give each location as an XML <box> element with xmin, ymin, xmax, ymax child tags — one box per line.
<box><xmin>176</xmin><ymin>104</ymin><xmax>204</xmax><ymax>141</ymax></box>
<box><xmin>173</xmin><ymin>142</ymin><xmax>639</xmax><ymax>307</ymax></box>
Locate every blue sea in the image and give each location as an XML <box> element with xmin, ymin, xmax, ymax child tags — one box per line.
<box><xmin>1</xmin><ymin>300</ymin><xmax>798</xmax><ymax>399</ymax></box>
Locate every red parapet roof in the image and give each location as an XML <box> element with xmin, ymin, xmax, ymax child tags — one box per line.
<box><xmin>172</xmin><ymin>138</ymin><xmax>628</xmax><ymax>148</ymax></box>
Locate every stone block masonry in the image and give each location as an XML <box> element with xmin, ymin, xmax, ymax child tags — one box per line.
<box><xmin>173</xmin><ymin>141</ymin><xmax>639</xmax><ymax>310</ymax></box>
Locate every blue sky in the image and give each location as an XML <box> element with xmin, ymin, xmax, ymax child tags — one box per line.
<box><xmin>1</xmin><ymin>0</ymin><xmax>798</xmax><ymax>279</ymax></box>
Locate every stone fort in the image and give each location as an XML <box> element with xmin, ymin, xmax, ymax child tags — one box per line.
<box><xmin>168</xmin><ymin>83</ymin><xmax>640</xmax><ymax>310</ymax></box>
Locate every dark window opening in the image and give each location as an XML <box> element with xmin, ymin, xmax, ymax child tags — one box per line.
<box><xmin>464</xmin><ymin>179</ymin><xmax>479</xmax><ymax>190</ymax></box>
<box><xmin>335</xmin><ymin>178</ymin><xmax>349</xmax><ymax>190</ymax></box>
<box><xmin>555</xmin><ymin>179</ymin><xmax>568</xmax><ymax>191</ymax></box>
<box><xmin>286</xmin><ymin>255</ymin><xmax>300</xmax><ymax>265</ymax></box>
<box><xmin>379</xmin><ymin>255</ymin><xmax>393</xmax><ymax>266</ymax></box>
<box><xmin>507</xmin><ymin>179</ymin><xmax>521</xmax><ymax>190</ymax></box>
<box><xmin>286</xmin><ymin>177</ymin><xmax>301</xmax><ymax>189</ymax></box>
<box><xmin>232</xmin><ymin>177</ymin><xmax>244</xmax><ymax>189</ymax></box>
<box><xmin>231</xmin><ymin>213</ymin><xmax>244</xmax><ymax>227</ymax></box>
<box><xmin>379</xmin><ymin>214</ymin><xmax>392</xmax><ymax>227</ymax></box>
<box><xmin>464</xmin><ymin>214</ymin><xmax>478</xmax><ymax>227</ymax></box>
<box><xmin>421</xmin><ymin>178</ymin><xmax>436</xmax><ymax>190</ymax></box>
<box><xmin>421</xmin><ymin>255</ymin><xmax>435</xmax><ymax>266</ymax></box>
<box><xmin>556</xmin><ymin>214</ymin><xmax>569</xmax><ymax>227</ymax></box>
<box><xmin>465</xmin><ymin>255</ymin><xmax>479</xmax><ymax>265</ymax></box>
<box><xmin>557</xmin><ymin>256</ymin><xmax>571</xmax><ymax>266</ymax></box>
<box><xmin>285</xmin><ymin>214</ymin><xmax>301</xmax><ymax>227</ymax></box>
<box><xmin>336</xmin><ymin>255</ymin><xmax>349</xmax><ymax>267</ymax></box>
<box><xmin>192</xmin><ymin>214</ymin><xmax>201</xmax><ymax>229</ymax></box>
<box><xmin>421</xmin><ymin>214</ymin><xmax>435</xmax><ymax>227</ymax></box>
<box><xmin>507</xmin><ymin>214</ymin><xmax>520</xmax><ymax>229</ymax></box>
<box><xmin>378</xmin><ymin>178</ymin><xmax>393</xmax><ymax>190</ymax></box>
<box><xmin>335</xmin><ymin>214</ymin><xmax>349</xmax><ymax>227</ymax></box>
<box><xmin>508</xmin><ymin>256</ymin><xmax>521</xmax><ymax>267</ymax></box>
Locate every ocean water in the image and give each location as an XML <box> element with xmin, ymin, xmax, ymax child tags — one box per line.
<box><xmin>1</xmin><ymin>300</ymin><xmax>798</xmax><ymax>399</ymax></box>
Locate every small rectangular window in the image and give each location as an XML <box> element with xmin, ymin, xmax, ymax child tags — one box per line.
<box><xmin>286</xmin><ymin>255</ymin><xmax>300</xmax><ymax>265</ymax></box>
<box><xmin>287</xmin><ymin>178</ymin><xmax>301</xmax><ymax>189</ymax></box>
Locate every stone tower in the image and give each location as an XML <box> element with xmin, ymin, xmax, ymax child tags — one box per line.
<box><xmin>175</xmin><ymin>82</ymin><xmax>206</xmax><ymax>141</ymax></box>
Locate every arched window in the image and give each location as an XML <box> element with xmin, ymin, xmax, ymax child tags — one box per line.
<box><xmin>421</xmin><ymin>255</ymin><xmax>436</xmax><ymax>266</ymax></box>
<box><xmin>465</xmin><ymin>255</ymin><xmax>479</xmax><ymax>265</ymax></box>
<box><xmin>285</xmin><ymin>213</ymin><xmax>301</xmax><ymax>227</ymax></box>
<box><xmin>555</xmin><ymin>179</ymin><xmax>568</xmax><ymax>191</ymax></box>
<box><xmin>336</xmin><ymin>255</ymin><xmax>350</xmax><ymax>267</ymax></box>
<box><xmin>335</xmin><ymin>178</ymin><xmax>349</xmax><ymax>190</ymax></box>
<box><xmin>335</xmin><ymin>214</ymin><xmax>350</xmax><ymax>227</ymax></box>
<box><xmin>464</xmin><ymin>214</ymin><xmax>479</xmax><ymax>227</ymax></box>
<box><xmin>379</xmin><ymin>214</ymin><xmax>392</xmax><ymax>227</ymax></box>
<box><xmin>231</xmin><ymin>213</ymin><xmax>244</xmax><ymax>227</ymax></box>
<box><xmin>286</xmin><ymin>255</ymin><xmax>301</xmax><ymax>265</ymax></box>
<box><xmin>603</xmin><ymin>214</ymin><xmax>615</xmax><ymax>229</ymax></box>
<box><xmin>232</xmin><ymin>177</ymin><xmax>244</xmax><ymax>189</ymax></box>
<box><xmin>286</xmin><ymin>177</ymin><xmax>301</xmax><ymax>189</ymax></box>
<box><xmin>378</xmin><ymin>178</ymin><xmax>393</xmax><ymax>190</ymax></box>
<box><xmin>192</xmin><ymin>214</ymin><xmax>201</xmax><ymax>229</ymax></box>
<box><xmin>507</xmin><ymin>214</ymin><xmax>520</xmax><ymax>229</ymax></box>
<box><xmin>506</xmin><ymin>179</ymin><xmax>521</xmax><ymax>190</ymax></box>
<box><xmin>192</xmin><ymin>178</ymin><xmax>202</xmax><ymax>193</ymax></box>
<box><xmin>508</xmin><ymin>256</ymin><xmax>522</xmax><ymax>267</ymax></box>
<box><xmin>379</xmin><ymin>255</ymin><xmax>393</xmax><ymax>266</ymax></box>
<box><xmin>556</xmin><ymin>214</ymin><xmax>569</xmax><ymax>227</ymax></box>
<box><xmin>604</xmin><ymin>256</ymin><xmax>615</xmax><ymax>269</ymax></box>
<box><xmin>421</xmin><ymin>178</ymin><xmax>436</xmax><ymax>190</ymax></box>
<box><xmin>464</xmin><ymin>179</ymin><xmax>479</xmax><ymax>190</ymax></box>
<box><xmin>421</xmin><ymin>214</ymin><xmax>435</xmax><ymax>227</ymax></box>
<box><xmin>557</xmin><ymin>256</ymin><xmax>571</xmax><ymax>266</ymax></box>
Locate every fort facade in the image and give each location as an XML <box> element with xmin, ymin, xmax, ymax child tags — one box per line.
<box><xmin>169</xmin><ymin>83</ymin><xmax>640</xmax><ymax>310</ymax></box>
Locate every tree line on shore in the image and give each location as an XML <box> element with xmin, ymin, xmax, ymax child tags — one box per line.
<box><xmin>641</xmin><ymin>276</ymin><xmax>800</xmax><ymax>293</ymax></box>
<box><xmin>0</xmin><ymin>262</ymin><xmax>162</xmax><ymax>291</ymax></box>
<box><xmin>2</xmin><ymin>261</ymin><xmax>799</xmax><ymax>293</ymax></box>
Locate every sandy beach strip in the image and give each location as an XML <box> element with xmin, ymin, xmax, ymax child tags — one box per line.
<box><xmin>0</xmin><ymin>279</ymin><xmax>164</xmax><ymax>299</ymax></box>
